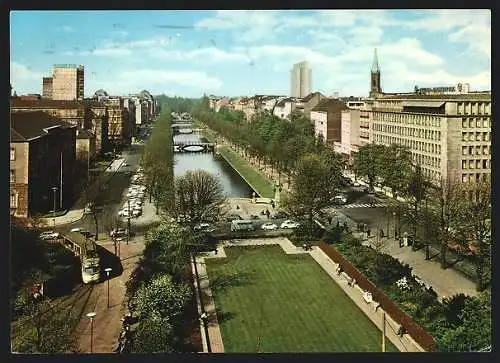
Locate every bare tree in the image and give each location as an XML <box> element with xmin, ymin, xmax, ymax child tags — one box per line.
<box><xmin>452</xmin><ymin>179</ymin><xmax>491</xmax><ymax>291</ymax></box>
<box><xmin>173</xmin><ymin>170</ymin><xmax>226</xmax><ymax>230</ymax></box>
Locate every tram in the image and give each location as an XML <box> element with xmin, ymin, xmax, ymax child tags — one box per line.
<box><xmin>62</xmin><ymin>232</ymin><xmax>101</xmax><ymax>283</ymax></box>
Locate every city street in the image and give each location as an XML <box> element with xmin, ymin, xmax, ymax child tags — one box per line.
<box><xmin>48</xmin><ymin>131</ymin><xmax>165</xmax><ymax>353</ymax></box>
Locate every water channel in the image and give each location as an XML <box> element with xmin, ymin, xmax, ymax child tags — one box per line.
<box><xmin>173</xmin><ymin>130</ymin><xmax>254</xmax><ymax>198</ymax></box>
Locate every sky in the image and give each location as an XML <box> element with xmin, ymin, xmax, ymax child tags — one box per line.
<box><xmin>10</xmin><ymin>10</ymin><xmax>491</xmax><ymax>98</ymax></box>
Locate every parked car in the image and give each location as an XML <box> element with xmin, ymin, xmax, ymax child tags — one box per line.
<box><xmin>110</xmin><ymin>228</ymin><xmax>128</xmax><ymax>237</ymax></box>
<box><xmin>280</xmin><ymin>220</ymin><xmax>300</xmax><ymax>229</ymax></box>
<box><xmin>39</xmin><ymin>231</ymin><xmax>59</xmax><ymax>240</ymax></box>
<box><xmin>353</xmin><ymin>180</ymin><xmax>361</xmax><ymax>187</ymax></box>
<box><xmin>261</xmin><ymin>222</ymin><xmax>278</xmax><ymax>230</ymax></box>
<box><xmin>194</xmin><ymin>223</ymin><xmax>217</xmax><ymax>233</ymax></box>
<box><xmin>332</xmin><ymin>194</ymin><xmax>348</xmax><ymax>205</ymax></box>
<box><xmin>83</xmin><ymin>202</ymin><xmax>94</xmax><ymax>214</ymax></box>
<box><xmin>70</xmin><ymin>227</ymin><xmax>82</xmax><ymax>232</ymax></box>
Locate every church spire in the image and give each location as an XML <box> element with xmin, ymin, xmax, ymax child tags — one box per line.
<box><xmin>371</xmin><ymin>48</ymin><xmax>380</xmax><ymax>73</ymax></box>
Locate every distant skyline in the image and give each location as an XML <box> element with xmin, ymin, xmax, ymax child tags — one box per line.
<box><xmin>10</xmin><ymin>10</ymin><xmax>491</xmax><ymax>98</ymax></box>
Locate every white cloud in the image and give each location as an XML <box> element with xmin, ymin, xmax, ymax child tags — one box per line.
<box><xmin>88</xmin><ymin>68</ymin><xmax>222</xmax><ymax>95</ymax></box>
<box><xmin>10</xmin><ymin>61</ymin><xmax>45</xmax><ymax>94</ymax></box>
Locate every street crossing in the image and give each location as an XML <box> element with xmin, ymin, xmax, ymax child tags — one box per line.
<box><xmin>338</xmin><ymin>202</ymin><xmax>392</xmax><ymax>209</ymax></box>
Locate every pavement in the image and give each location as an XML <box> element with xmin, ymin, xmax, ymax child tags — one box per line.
<box><xmin>194</xmin><ymin>237</ymin><xmax>423</xmax><ymax>352</ymax></box>
<box><xmin>40</xmin><ymin>157</ymin><xmax>126</xmax><ymax>227</ymax></box>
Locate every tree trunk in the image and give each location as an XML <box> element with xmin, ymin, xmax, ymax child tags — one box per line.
<box><xmin>440</xmin><ymin>237</ymin><xmax>447</xmax><ymax>269</ymax></box>
<box><xmin>475</xmin><ymin>256</ymin><xmax>484</xmax><ymax>291</ymax></box>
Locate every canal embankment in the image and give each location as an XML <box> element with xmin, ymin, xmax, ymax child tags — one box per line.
<box><xmin>200</xmin><ymin>131</ymin><xmax>275</xmax><ymax>199</ymax></box>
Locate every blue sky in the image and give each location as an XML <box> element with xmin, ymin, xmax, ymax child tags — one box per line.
<box><xmin>10</xmin><ymin>10</ymin><xmax>490</xmax><ymax>98</ymax></box>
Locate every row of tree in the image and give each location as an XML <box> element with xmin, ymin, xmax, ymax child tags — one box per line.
<box><xmin>193</xmin><ymin>104</ymin><xmax>347</xmax><ymax>222</ymax></box>
<box><xmin>354</xmin><ymin>143</ymin><xmax>491</xmax><ymax>291</ymax></box>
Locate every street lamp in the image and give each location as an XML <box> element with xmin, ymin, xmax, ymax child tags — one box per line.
<box><xmin>86</xmin><ymin>312</ymin><xmax>96</xmax><ymax>353</ymax></box>
<box><xmin>51</xmin><ymin>186</ymin><xmax>58</xmax><ymax>227</ymax></box>
<box><xmin>392</xmin><ymin>211</ymin><xmax>397</xmax><ymax>239</ymax></box>
<box><xmin>105</xmin><ymin>267</ymin><xmax>112</xmax><ymax>308</ymax></box>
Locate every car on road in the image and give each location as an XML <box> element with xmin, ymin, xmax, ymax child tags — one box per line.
<box><xmin>353</xmin><ymin>180</ymin><xmax>361</xmax><ymax>187</ymax></box>
<box><xmin>39</xmin><ymin>231</ymin><xmax>59</xmax><ymax>240</ymax></box>
<box><xmin>83</xmin><ymin>202</ymin><xmax>94</xmax><ymax>214</ymax></box>
<box><xmin>110</xmin><ymin>228</ymin><xmax>128</xmax><ymax>237</ymax></box>
<box><xmin>261</xmin><ymin>222</ymin><xmax>278</xmax><ymax>230</ymax></box>
<box><xmin>70</xmin><ymin>227</ymin><xmax>82</xmax><ymax>232</ymax></box>
<box><xmin>194</xmin><ymin>223</ymin><xmax>217</xmax><ymax>233</ymax></box>
<box><xmin>280</xmin><ymin>220</ymin><xmax>300</xmax><ymax>229</ymax></box>
<box><xmin>332</xmin><ymin>194</ymin><xmax>348</xmax><ymax>205</ymax></box>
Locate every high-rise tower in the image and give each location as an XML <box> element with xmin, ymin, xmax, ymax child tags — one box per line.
<box><xmin>291</xmin><ymin>61</ymin><xmax>312</xmax><ymax>98</ymax></box>
<box><xmin>370</xmin><ymin>48</ymin><xmax>382</xmax><ymax>98</ymax></box>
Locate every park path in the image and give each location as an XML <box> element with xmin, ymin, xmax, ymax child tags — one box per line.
<box><xmin>195</xmin><ymin>237</ymin><xmax>423</xmax><ymax>352</ymax></box>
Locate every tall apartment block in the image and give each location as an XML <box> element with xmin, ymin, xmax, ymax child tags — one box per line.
<box><xmin>42</xmin><ymin>77</ymin><xmax>53</xmax><ymax>99</ymax></box>
<box><xmin>51</xmin><ymin>64</ymin><xmax>85</xmax><ymax>101</ymax></box>
<box><xmin>290</xmin><ymin>61</ymin><xmax>312</xmax><ymax>98</ymax></box>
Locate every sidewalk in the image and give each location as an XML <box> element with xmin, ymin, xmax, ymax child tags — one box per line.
<box><xmin>41</xmin><ymin>157</ymin><xmax>125</xmax><ymax>227</ymax></box>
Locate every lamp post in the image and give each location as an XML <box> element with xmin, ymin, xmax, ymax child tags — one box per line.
<box><xmin>105</xmin><ymin>267</ymin><xmax>112</xmax><ymax>308</ymax></box>
<box><xmin>86</xmin><ymin>312</ymin><xmax>96</xmax><ymax>353</ymax></box>
<box><xmin>392</xmin><ymin>211</ymin><xmax>397</xmax><ymax>239</ymax></box>
<box><xmin>51</xmin><ymin>186</ymin><xmax>58</xmax><ymax>227</ymax></box>
<box><xmin>127</xmin><ymin>199</ymin><xmax>131</xmax><ymax>245</ymax></box>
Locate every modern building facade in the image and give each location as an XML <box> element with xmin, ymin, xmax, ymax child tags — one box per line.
<box><xmin>51</xmin><ymin>64</ymin><xmax>85</xmax><ymax>101</ymax></box>
<box><xmin>10</xmin><ymin>112</ymin><xmax>77</xmax><ymax>218</ymax></box>
<box><xmin>310</xmin><ymin>98</ymin><xmax>349</xmax><ymax>145</ymax></box>
<box><xmin>290</xmin><ymin>61</ymin><xmax>312</xmax><ymax>98</ymax></box>
<box><xmin>369</xmin><ymin>93</ymin><xmax>491</xmax><ymax>183</ymax></box>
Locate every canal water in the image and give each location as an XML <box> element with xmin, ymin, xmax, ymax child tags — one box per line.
<box><xmin>173</xmin><ymin>131</ymin><xmax>253</xmax><ymax>198</ymax></box>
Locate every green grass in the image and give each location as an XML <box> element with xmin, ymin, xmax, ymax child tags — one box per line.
<box><xmin>205</xmin><ymin>246</ymin><xmax>398</xmax><ymax>352</ymax></box>
<box><xmin>200</xmin><ymin>130</ymin><xmax>275</xmax><ymax>198</ymax></box>
<box><xmin>217</xmin><ymin>147</ymin><xmax>275</xmax><ymax>198</ymax></box>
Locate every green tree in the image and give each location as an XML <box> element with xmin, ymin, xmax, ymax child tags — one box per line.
<box><xmin>132</xmin><ymin>274</ymin><xmax>192</xmax><ymax>321</ymax></box>
<box><xmin>131</xmin><ymin>314</ymin><xmax>176</xmax><ymax>353</ymax></box>
<box><xmin>283</xmin><ymin>153</ymin><xmax>341</xmax><ymax>222</ymax></box>
<box><xmin>452</xmin><ymin>179</ymin><xmax>491</xmax><ymax>291</ymax></box>
<box><xmin>354</xmin><ymin>143</ymin><xmax>385</xmax><ymax>190</ymax></box>
<box><xmin>11</xmin><ymin>294</ymin><xmax>78</xmax><ymax>353</ymax></box>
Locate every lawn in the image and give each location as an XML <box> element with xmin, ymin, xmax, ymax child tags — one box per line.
<box><xmin>205</xmin><ymin>246</ymin><xmax>398</xmax><ymax>353</ymax></box>
<box><xmin>217</xmin><ymin>147</ymin><xmax>275</xmax><ymax>199</ymax></box>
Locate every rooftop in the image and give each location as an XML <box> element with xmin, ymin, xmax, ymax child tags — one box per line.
<box><xmin>311</xmin><ymin>98</ymin><xmax>349</xmax><ymax>113</ymax></box>
<box><xmin>10</xmin><ymin>111</ymin><xmax>74</xmax><ymax>142</ymax></box>
<box><xmin>379</xmin><ymin>92</ymin><xmax>491</xmax><ymax>101</ymax></box>
<box><xmin>11</xmin><ymin>97</ymin><xmax>85</xmax><ymax>109</ymax></box>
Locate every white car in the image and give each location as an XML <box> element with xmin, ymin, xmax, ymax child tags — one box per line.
<box><xmin>280</xmin><ymin>220</ymin><xmax>300</xmax><ymax>229</ymax></box>
<box><xmin>332</xmin><ymin>194</ymin><xmax>348</xmax><ymax>205</ymax></box>
<box><xmin>194</xmin><ymin>223</ymin><xmax>216</xmax><ymax>233</ymax></box>
<box><xmin>353</xmin><ymin>181</ymin><xmax>361</xmax><ymax>187</ymax></box>
<box><xmin>40</xmin><ymin>231</ymin><xmax>59</xmax><ymax>240</ymax></box>
<box><xmin>261</xmin><ymin>222</ymin><xmax>278</xmax><ymax>230</ymax></box>
<box><xmin>122</xmin><ymin>162</ymin><xmax>129</xmax><ymax>167</ymax></box>
<box><xmin>70</xmin><ymin>227</ymin><xmax>82</xmax><ymax>232</ymax></box>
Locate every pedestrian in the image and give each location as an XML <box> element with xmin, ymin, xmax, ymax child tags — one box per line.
<box><xmin>236</xmin><ymin>204</ymin><xmax>240</xmax><ymax>210</ymax></box>
<box><xmin>367</xmin><ymin>229</ymin><xmax>371</xmax><ymax>237</ymax></box>
<box><xmin>266</xmin><ymin>209</ymin><xmax>270</xmax><ymax>219</ymax></box>
<box><xmin>270</xmin><ymin>200</ymin><xmax>275</xmax><ymax>209</ymax></box>
<box><xmin>214</xmin><ymin>247</ymin><xmax>218</xmax><ymax>255</ymax></box>
<box><xmin>328</xmin><ymin>216</ymin><xmax>332</xmax><ymax>225</ymax></box>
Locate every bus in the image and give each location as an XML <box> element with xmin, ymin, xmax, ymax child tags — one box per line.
<box><xmin>230</xmin><ymin>220</ymin><xmax>255</xmax><ymax>232</ymax></box>
<box><xmin>62</xmin><ymin>232</ymin><xmax>101</xmax><ymax>284</ymax></box>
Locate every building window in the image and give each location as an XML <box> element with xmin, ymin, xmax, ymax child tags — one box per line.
<box><xmin>10</xmin><ymin>192</ymin><xmax>17</xmax><ymax>208</ymax></box>
<box><xmin>462</xmin><ymin>174</ymin><xmax>468</xmax><ymax>183</ymax></box>
<box><xmin>10</xmin><ymin>148</ymin><xmax>15</xmax><ymax>160</ymax></box>
<box><xmin>483</xmin><ymin>160</ymin><xmax>487</xmax><ymax>169</ymax></box>
<box><xmin>10</xmin><ymin>170</ymin><xmax>15</xmax><ymax>183</ymax></box>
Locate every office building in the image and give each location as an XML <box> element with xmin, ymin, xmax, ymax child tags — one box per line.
<box><xmin>51</xmin><ymin>64</ymin><xmax>85</xmax><ymax>100</ymax></box>
<box><xmin>290</xmin><ymin>61</ymin><xmax>312</xmax><ymax>98</ymax></box>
